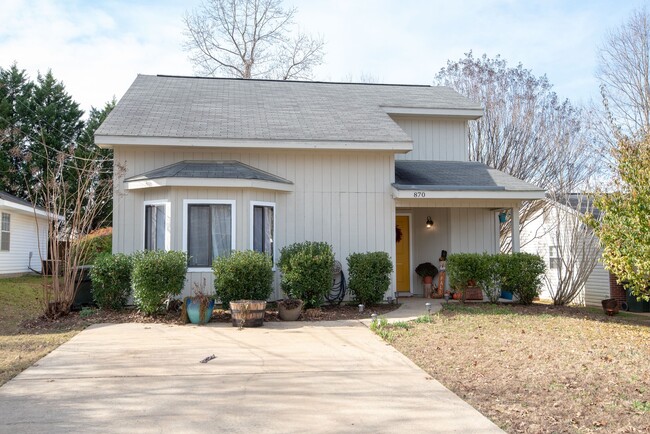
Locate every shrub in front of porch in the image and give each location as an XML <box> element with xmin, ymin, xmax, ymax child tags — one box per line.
<box><xmin>447</xmin><ymin>253</ymin><xmax>545</xmax><ymax>304</ymax></box>
<box><xmin>347</xmin><ymin>252</ymin><xmax>393</xmax><ymax>306</ymax></box>
<box><xmin>132</xmin><ymin>250</ymin><xmax>188</xmax><ymax>314</ymax></box>
<box><xmin>212</xmin><ymin>250</ymin><xmax>274</xmax><ymax>307</ymax></box>
<box><xmin>497</xmin><ymin>253</ymin><xmax>545</xmax><ymax>305</ymax></box>
<box><xmin>278</xmin><ymin>241</ymin><xmax>334</xmax><ymax>308</ymax></box>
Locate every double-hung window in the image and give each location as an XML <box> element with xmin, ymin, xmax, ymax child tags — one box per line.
<box><xmin>144</xmin><ymin>202</ymin><xmax>170</xmax><ymax>251</ymax></box>
<box><xmin>185</xmin><ymin>200</ymin><xmax>235</xmax><ymax>269</ymax></box>
<box><xmin>549</xmin><ymin>246</ymin><xmax>561</xmax><ymax>269</ymax></box>
<box><xmin>1</xmin><ymin>212</ymin><xmax>10</xmax><ymax>251</ymax></box>
<box><xmin>251</xmin><ymin>202</ymin><xmax>274</xmax><ymax>261</ymax></box>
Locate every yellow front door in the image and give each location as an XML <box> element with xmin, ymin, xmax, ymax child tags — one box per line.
<box><xmin>395</xmin><ymin>215</ymin><xmax>410</xmax><ymax>293</ymax></box>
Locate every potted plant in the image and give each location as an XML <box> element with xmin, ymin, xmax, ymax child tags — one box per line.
<box><xmin>213</xmin><ymin>250</ymin><xmax>274</xmax><ymax>327</ymax></box>
<box><xmin>182</xmin><ymin>279</ymin><xmax>215</xmax><ymax>325</ymax></box>
<box><xmin>415</xmin><ymin>262</ymin><xmax>439</xmax><ymax>284</ymax></box>
<box><xmin>278</xmin><ymin>298</ymin><xmax>304</xmax><ymax>321</ymax></box>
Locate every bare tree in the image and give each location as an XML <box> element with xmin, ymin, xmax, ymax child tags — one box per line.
<box><xmin>27</xmin><ymin>142</ymin><xmax>124</xmax><ymax>318</ymax></box>
<box><xmin>435</xmin><ymin>53</ymin><xmax>597</xmax><ymax>251</ymax></box>
<box><xmin>597</xmin><ymin>7</ymin><xmax>650</xmax><ymax>138</ymax></box>
<box><xmin>542</xmin><ymin>194</ymin><xmax>602</xmax><ymax>305</ymax></box>
<box><xmin>184</xmin><ymin>0</ymin><xmax>324</xmax><ymax>80</ymax></box>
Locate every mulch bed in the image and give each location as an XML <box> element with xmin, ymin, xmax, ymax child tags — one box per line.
<box><xmin>21</xmin><ymin>302</ymin><xmax>399</xmax><ymax>331</ymax></box>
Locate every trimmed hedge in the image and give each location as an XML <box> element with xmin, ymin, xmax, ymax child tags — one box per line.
<box><xmin>347</xmin><ymin>251</ymin><xmax>393</xmax><ymax>306</ymax></box>
<box><xmin>447</xmin><ymin>252</ymin><xmax>545</xmax><ymax>304</ymax></box>
<box><xmin>132</xmin><ymin>250</ymin><xmax>187</xmax><ymax>314</ymax></box>
<box><xmin>90</xmin><ymin>253</ymin><xmax>132</xmax><ymax>310</ymax></box>
<box><xmin>212</xmin><ymin>250</ymin><xmax>274</xmax><ymax>306</ymax></box>
<box><xmin>278</xmin><ymin>241</ymin><xmax>334</xmax><ymax>308</ymax></box>
<box><xmin>498</xmin><ymin>253</ymin><xmax>546</xmax><ymax>305</ymax></box>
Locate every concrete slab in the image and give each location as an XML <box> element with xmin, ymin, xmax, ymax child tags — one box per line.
<box><xmin>0</xmin><ymin>321</ymin><xmax>502</xmax><ymax>433</ymax></box>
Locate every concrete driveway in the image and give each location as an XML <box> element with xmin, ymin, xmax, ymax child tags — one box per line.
<box><xmin>0</xmin><ymin>320</ymin><xmax>502</xmax><ymax>433</ymax></box>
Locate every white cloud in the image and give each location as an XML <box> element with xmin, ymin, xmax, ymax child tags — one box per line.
<box><xmin>1</xmin><ymin>0</ymin><xmax>648</xmax><ymax>112</ymax></box>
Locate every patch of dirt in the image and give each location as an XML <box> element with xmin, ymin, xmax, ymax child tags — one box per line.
<box><xmin>386</xmin><ymin>303</ymin><xmax>650</xmax><ymax>434</ymax></box>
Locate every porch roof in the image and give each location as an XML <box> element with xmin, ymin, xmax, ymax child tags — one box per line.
<box><xmin>124</xmin><ymin>160</ymin><xmax>294</xmax><ymax>191</ymax></box>
<box><xmin>393</xmin><ymin>161</ymin><xmax>545</xmax><ymax>200</ymax></box>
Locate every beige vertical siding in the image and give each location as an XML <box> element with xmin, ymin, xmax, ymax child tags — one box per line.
<box><xmin>584</xmin><ymin>259</ymin><xmax>611</xmax><ymax>307</ymax></box>
<box><xmin>112</xmin><ymin>147</ymin><xmax>395</xmax><ymax>297</ymax></box>
<box><xmin>449</xmin><ymin>208</ymin><xmax>499</xmax><ymax>254</ymax></box>
<box><xmin>393</xmin><ymin>117</ymin><xmax>468</xmax><ymax>161</ymax></box>
<box><xmin>0</xmin><ymin>209</ymin><xmax>48</xmax><ymax>275</ymax></box>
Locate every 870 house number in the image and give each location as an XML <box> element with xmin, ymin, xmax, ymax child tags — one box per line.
<box><xmin>413</xmin><ymin>192</ymin><xmax>426</xmax><ymax>198</ymax></box>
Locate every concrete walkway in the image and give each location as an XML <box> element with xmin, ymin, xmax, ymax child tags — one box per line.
<box><xmin>0</xmin><ymin>306</ymin><xmax>502</xmax><ymax>433</ymax></box>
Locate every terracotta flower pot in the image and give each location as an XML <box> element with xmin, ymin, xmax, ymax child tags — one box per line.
<box><xmin>423</xmin><ymin>276</ymin><xmax>433</xmax><ymax>284</ymax></box>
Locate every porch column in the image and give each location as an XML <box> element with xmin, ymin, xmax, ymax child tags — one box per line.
<box><xmin>511</xmin><ymin>205</ymin><xmax>520</xmax><ymax>253</ymax></box>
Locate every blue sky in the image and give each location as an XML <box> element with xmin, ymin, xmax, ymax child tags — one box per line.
<box><xmin>0</xmin><ymin>0</ymin><xmax>646</xmax><ymax>112</ymax></box>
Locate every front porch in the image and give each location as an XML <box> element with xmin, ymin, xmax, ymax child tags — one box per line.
<box><xmin>392</xmin><ymin>160</ymin><xmax>545</xmax><ymax>296</ymax></box>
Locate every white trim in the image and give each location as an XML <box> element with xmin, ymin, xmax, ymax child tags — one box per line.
<box><xmin>383</xmin><ymin>106</ymin><xmax>484</xmax><ymax>119</ymax></box>
<box><xmin>0</xmin><ymin>199</ymin><xmax>53</xmax><ymax>219</ymax></box>
<box><xmin>396</xmin><ymin>212</ymin><xmax>414</xmax><ymax>296</ymax></box>
<box><xmin>97</xmin><ymin>135</ymin><xmax>413</xmax><ymax>153</ymax></box>
<box><xmin>182</xmin><ymin>199</ymin><xmax>237</xmax><ymax>271</ymax></box>
<box><xmin>142</xmin><ymin>200</ymin><xmax>171</xmax><ymax>251</ymax></box>
<box><xmin>392</xmin><ymin>187</ymin><xmax>545</xmax><ymax>201</ymax></box>
<box><xmin>249</xmin><ymin>201</ymin><xmax>276</xmax><ymax>265</ymax></box>
<box><xmin>125</xmin><ymin>177</ymin><xmax>294</xmax><ymax>192</ymax></box>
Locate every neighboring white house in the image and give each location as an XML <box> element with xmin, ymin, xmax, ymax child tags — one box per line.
<box><xmin>520</xmin><ymin>194</ymin><xmax>609</xmax><ymax>307</ymax></box>
<box><xmin>0</xmin><ymin>191</ymin><xmax>49</xmax><ymax>276</ymax></box>
<box><xmin>95</xmin><ymin>75</ymin><xmax>545</xmax><ymax>298</ymax></box>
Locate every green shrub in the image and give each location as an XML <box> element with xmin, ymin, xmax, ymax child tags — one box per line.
<box><xmin>212</xmin><ymin>250</ymin><xmax>274</xmax><ymax>306</ymax></box>
<box><xmin>132</xmin><ymin>250</ymin><xmax>187</xmax><ymax>314</ymax></box>
<box><xmin>497</xmin><ymin>253</ymin><xmax>545</xmax><ymax>305</ymax></box>
<box><xmin>73</xmin><ymin>232</ymin><xmax>112</xmax><ymax>265</ymax></box>
<box><xmin>90</xmin><ymin>253</ymin><xmax>132</xmax><ymax>310</ymax></box>
<box><xmin>347</xmin><ymin>251</ymin><xmax>393</xmax><ymax>305</ymax></box>
<box><xmin>278</xmin><ymin>241</ymin><xmax>334</xmax><ymax>308</ymax></box>
<box><xmin>447</xmin><ymin>253</ymin><xmax>483</xmax><ymax>299</ymax></box>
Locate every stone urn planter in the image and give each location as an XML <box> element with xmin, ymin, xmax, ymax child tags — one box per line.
<box><xmin>278</xmin><ymin>299</ymin><xmax>304</xmax><ymax>321</ymax></box>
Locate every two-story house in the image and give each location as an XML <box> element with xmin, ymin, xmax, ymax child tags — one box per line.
<box><xmin>95</xmin><ymin>75</ymin><xmax>544</xmax><ymax>298</ymax></box>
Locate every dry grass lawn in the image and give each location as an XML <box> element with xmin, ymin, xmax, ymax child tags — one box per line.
<box><xmin>383</xmin><ymin>303</ymin><xmax>650</xmax><ymax>434</ymax></box>
<box><xmin>0</xmin><ymin>276</ymin><xmax>81</xmax><ymax>386</ymax></box>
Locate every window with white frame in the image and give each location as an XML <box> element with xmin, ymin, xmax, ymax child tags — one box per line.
<box><xmin>251</xmin><ymin>202</ymin><xmax>274</xmax><ymax>261</ymax></box>
<box><xmin>549</xmin><ymin>246</ymin><xmax>560</xmax><ymax>269</ymax></box>
<box><xmin>186</xmin><ymin>201</ymin><xmax>234</xmax><ymax>268</ymax></box>
<box><xmin>1</xmin><ymin>212</ymin><xmax>10</xmax><ymax>251</ymax></box>
<box><xmin>144</xmin><ymin>202</ymin><xmax>169</xmax><ymax>251</ymax></box>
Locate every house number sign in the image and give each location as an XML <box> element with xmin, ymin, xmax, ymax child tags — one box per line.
<box><xmin>413</xmin><ymin>191</ymin><xmax>426</xmax><ymax>198</ymax></box>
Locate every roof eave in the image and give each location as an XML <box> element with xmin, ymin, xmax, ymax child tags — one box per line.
<box><xmin>391</xmin><ymin>186</ymin><xmax>546</xmax><ymax>201</ymax></box>
<box><xmin>383</xmin><ymin>106</ymin><xmax>483</xmax><ymax>119</ymax></box>
<box><xmin>125</xmin><ymin>177</ymin><xmax>294</xmax><ymax>192</ymax></box>
<box><xmin>96</xmin><ymin>135</ymin><xmax>413</xmax><ymax>153</ymax></box>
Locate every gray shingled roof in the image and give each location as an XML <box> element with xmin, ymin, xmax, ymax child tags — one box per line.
<box><xmin>394</xmin><ymin>161</ymin><xmax>544</xmax><ymax>191</ymax></box>
<box><xmin>125</xmin><ymin>161</ymin><xmax>292</xmax><ymax>185</ymax></box>
<box><xmin>0</xmin><ymin>190</ymin><xmax>45</xmax><ymax>211</ymax></box>
<box><xmin>96</xmin><ymin>75</ymin><xmax>482</xmax><ymax>143</ymax></box>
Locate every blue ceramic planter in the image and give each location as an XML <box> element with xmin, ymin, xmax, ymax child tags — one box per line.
<box><xmin>186</xmin><ymin>298</ymin><xmax>215</xmax><ymax>324</ymax></box>
<box><xmin>501</xmin><ymin>290</ymin><xmax>513</xmax><ymax>300</ymax></box>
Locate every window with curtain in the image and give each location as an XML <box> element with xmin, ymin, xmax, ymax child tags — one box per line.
<box><xmin>253</xmin><ymin>205</ymin><xmax>274</xmax><ymax>261</ymax></box>
<box><xmin>1</xmin><ymin>212</ymin><xmax>10</xmax><ymax>251</ymax></box>
<box><xmin>144</xmin><ymin>204</ymin><xmax>167</xmax><ymax>251</ymax></box>
<box><xmin>187</xmin><ymin>203</ymin><xmax>232</xmax><ymax>267</ymax></box>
